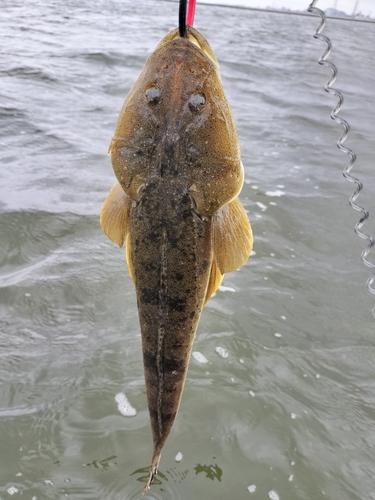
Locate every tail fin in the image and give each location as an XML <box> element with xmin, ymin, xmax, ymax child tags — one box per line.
<box><xmin>142</xmin><ymin>449</ymin><xmax>162</xmax><ymax>495</ymax></box>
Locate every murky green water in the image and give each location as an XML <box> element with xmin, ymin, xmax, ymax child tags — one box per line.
<box><xmin>1</xmin><ymin>1</ymin><xmax>375</xmax><ymax>499</ymax></box>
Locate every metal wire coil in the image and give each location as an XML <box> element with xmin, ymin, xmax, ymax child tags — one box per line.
<box><xmin>308</xmin><ymin>0</ymin><xmax>375</xmax><ymax>316</ymax></box>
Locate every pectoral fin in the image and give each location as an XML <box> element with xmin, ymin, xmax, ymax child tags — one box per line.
<box><xmin>100</xmin><ymin>182</ymin><xmax>132</xmax><ymax>247</ymax></box>
<box><xmin>125</xmin><ymin>234</ymin><xmax>134</xmax><ymax>282</ymax></box>
<box><xmin>204</xmin><ymin>260</ymin><xmax>223</xmax><ymax>304</ymax></box>
<box><xmin>212</xmin><ymin>198</ymin><xmax>253</xmax><ymax>274</ymax></box>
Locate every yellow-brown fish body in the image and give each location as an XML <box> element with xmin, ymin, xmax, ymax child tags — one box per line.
<box><xmin>100</xmin><ymin>26</ymin><xmax>253</xmax><ymax>495</ymax></box>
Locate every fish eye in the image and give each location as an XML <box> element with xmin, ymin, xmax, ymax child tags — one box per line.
<box><xmin>145</xmin><ymin>86</ymin><xmax>160</xmax><ymax>105</ymax></box>
<box><xmin>188</xmin><ymin>92</ymin><xmax>205</xmax><ymax>112</ymax></box>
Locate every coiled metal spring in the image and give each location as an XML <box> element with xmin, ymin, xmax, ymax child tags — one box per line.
<box><xmin>308</xmin><ymin>0</ymin><xmax>375</xmax><ymax>316</ymax></box>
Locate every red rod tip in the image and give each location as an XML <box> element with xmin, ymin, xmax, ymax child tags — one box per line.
<box><xmin>186</xmin><ymin>0</ymin><xmax>196</xmax><ymax>26</ymax></box>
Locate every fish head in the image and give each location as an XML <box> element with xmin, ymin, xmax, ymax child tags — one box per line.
<box><xmin>110</xmin><ymin>26</ymin><xmax>243</xmax><ymax>215</ymax></box>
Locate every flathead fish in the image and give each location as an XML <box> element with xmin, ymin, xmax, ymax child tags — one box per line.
<box><xmin>100</xmin><ymin>26</ymin><xmax>253</xmax><ymax>494</ymax></box>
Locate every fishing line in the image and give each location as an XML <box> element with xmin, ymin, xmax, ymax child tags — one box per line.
<box><xmin>162</xmin><ymin>0</ymin><xmax>375</xmax><ymax>23</ymax></box>
<box><xmin>308</xmin><ymin>0</ymin><xmax>375</xmax><ymax>316</ymax></box>
<box><xmin>179</xmin><ymin>0</ymin><xmax>196</xmax><ymax>37</ymax></box>
<box><xmin>179</xmin><ymin>0</ymin><xmax>187</xmax><ymax>37</ymax></box>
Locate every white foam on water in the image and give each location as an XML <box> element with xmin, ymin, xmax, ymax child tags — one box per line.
<box><xmin>268</xmin><ymin>490</ymin><xmax>280</xmax><ymax>500</ymax></box>
<box><xmin>175</xmin><ymin>452</ymin><xmax>183</xmax><ymax>462</ymax></box>
<box><xmin>0</xmin><ymin>407</ymin><xmax>38</xmax><ymax>417</ymax></box>
<box><xmin>7</xmin><ymin>487</ymin><xmax>19</xmax><ymax>495</ymax></box>
<box><xmin>291</xmin><ymin>413</ymin><xmax>296</xmax><ymax>419</ymax></box>
<box><xmin>289</xmin><ymin>474</ymin><xmax>294</xmax><ymax>482</ymax></box>
<box><xmin>265</xmin><ymin>190</ymin><xmax>285</xmax><ymax>197</ymax></box>
<box><xmin>115</xmin><ymin>393</ymin><xmax>137</xmax><ymax>417</ymax></box>
<box><xmin>269</xmin><ymin>201</ymin><xmax>277</xmax><ymax>206</ymax></box>
<box><xmin>249</xmin><ymin>390</ymin><xmax>255</xmax><ymax>397</ymax></box>
<box><xmin>277</xmin><ymin>184</ymin><xmax>285</xmax><ymax>188</ymax></box>
<box><xmin>256</xmin><ymin>202</ymin><xmax>267</xmax><ymax>211</ymax></box>
<box><xmin>219</xmin><ymin>286</ymin><xmax>236</xmax><ymax>292</ymax></box>
<box><xmin>274</xmin><ymin>333</ymin><xmax>282</xmax><ymax>338</ymax></box>
<box><xmin>215</xmin><ymin>347</ymin><xmax>229</xmax><ymax>358</ymax></box>
<box><xmin>192</xmin><ymin>351</ymin><xmax>209</xmax><ymax>364</ymax></box>
<box><xmin>281</xmin><ymin>315</ymin><xmax>286</xmax><ymax>320</ymax></box>
<box><xmin>247</xmin><ymin>484</ymin><xmax>256</xmax><ymax>493</ymax></box>
<box><xmin>44</xmin><ymin>480</ymin><xmax>53</xmax><ymax>486</ymax></box>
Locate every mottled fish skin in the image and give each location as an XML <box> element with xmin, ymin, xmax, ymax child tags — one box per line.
<box><xmin>132</xmin><ymin>181</ymin><xmax>212</xmax><ymax>467</ymax></box>
<box><xmin>109</xmin><ymin>27</ymin><xmax>243</xmax><ymax>217</ymax></box>
<box><xmin>100</xmin><ymin>26</ymin><xmax>253</xmax><ymax>495</ymax></box>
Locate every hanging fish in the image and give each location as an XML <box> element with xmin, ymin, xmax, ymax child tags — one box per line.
<box><xmin>100</xmin><ymin>25</ymin><xmax>253</xmax><ymax>494</ymax></box>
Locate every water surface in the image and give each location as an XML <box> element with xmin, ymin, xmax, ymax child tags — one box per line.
<box><xmin>1</xmin><ymin>1</ymin><xmax>375</xmax><ymax>499</ymax></box>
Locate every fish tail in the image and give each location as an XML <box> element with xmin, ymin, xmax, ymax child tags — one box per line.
<box><xmin>142</xmin><ymin>449</ymin><xmax>162</xmax><ymax>495</ymax></box>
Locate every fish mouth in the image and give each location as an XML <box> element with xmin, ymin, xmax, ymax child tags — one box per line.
<box><xmin>155</xmin><ymin>26</ymin><xmax>220</xmax><ymax>70</ymax></box>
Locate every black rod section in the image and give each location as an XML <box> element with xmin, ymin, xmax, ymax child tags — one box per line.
<box><xmin>179</xmin><ymin>0</ymin><xmax>187</xmax><ymax>37</ymax></box>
